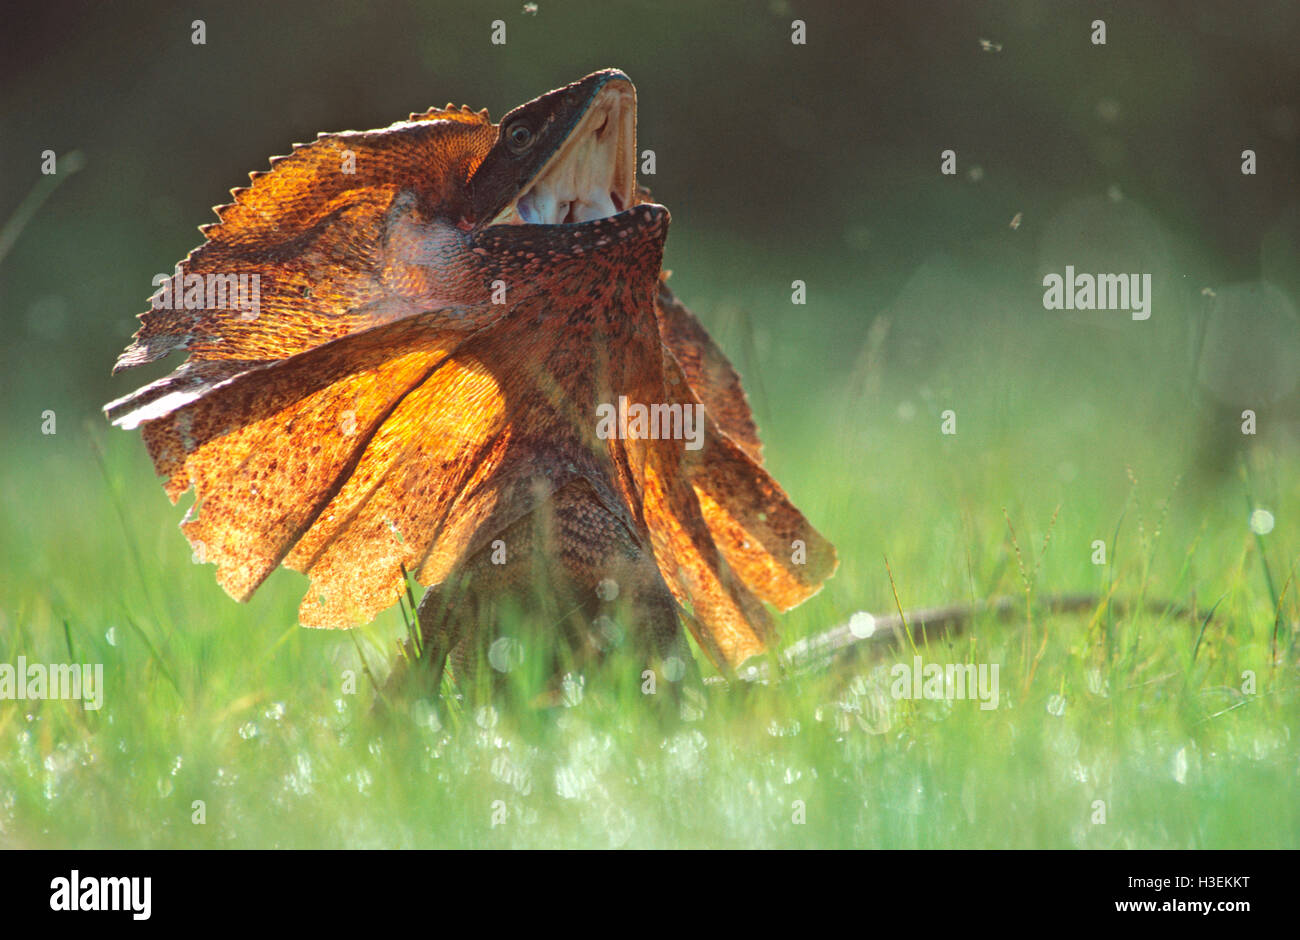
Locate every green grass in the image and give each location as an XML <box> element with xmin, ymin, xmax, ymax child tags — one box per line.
<box><xmin>1</xmin><ymin>326</ymin><xmax>1295</xmax><ymax>848</ymax></box>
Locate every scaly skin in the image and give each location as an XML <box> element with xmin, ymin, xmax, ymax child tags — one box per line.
<box><xmin>402</xmin><ymin>477</ymin><xmax>694</xmax><ymax>703</ymax></box>
<box><xmin>104</xmin><ymin>70</ymin><xmax>837</xmax><ymax>689</ymax></box>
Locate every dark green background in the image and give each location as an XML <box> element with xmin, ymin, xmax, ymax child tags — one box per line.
<box><xmin>2</xmin><ymin>0</ymin><xmax>1297</xmax><ymax>515</ymax></box>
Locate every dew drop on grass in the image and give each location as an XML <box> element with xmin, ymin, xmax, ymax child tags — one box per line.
<box><xmin>410</xmin><ymin>698</ymin><xmax>441</xmax><ymax>732</ymax></box>
<box><xmin>561</xmin><ymin>673</ymin><xmax>585</xmax><ymax>707</ymax></box>
<box><xmin>104</xmin><ymin>627</ymin><xmax>117</xmax><ymax>647</ymax></box>
<box><xmin>848</xmin><ymin>611</ymin><xmax>876</xmax><ymax>638</ymax></box>
<box><xmin>488</xmin><ymin>636</ymin><xmax>522</xmax><ymax>673</ymax></box>
<box><xmin>857</xmin><ymin>690</ymin><xmax>894</xmax><ymax>735</ymax></box>
<box><xmin>43</xmin><ymin>748</ymin><xmax>73</xmax><ymax>776</ymax></box>
<box><xmin>678</xmin><ymin>687</ymin><xmax>706</xmax><ymax>722</ymax></box>
<box><xmin>1046</xmin><ymin>694</ymin><xmax>1067</xmax><ymax>716</ymax></box>
<box><xmin>492</xmin><ymin>754</ymin><xmax>533</xmax><ymax>795</ymax></box>
<box><xmin>555</xmin><ymin>763</ymin><xmax>595</xmax><ymax>800</ymax></box>
<box><xmin>593</xmin><ymin>615</ymin><xmax>623</xmax><ymax>650</ymax></box>
<box><xmin>662</xmin><ymin>729</ymin><xmax>708</xmax><ymax>775</ymax></box>
<box><xmin>767</xmin><ymin>719</ymin><xmax>802</xmax><ymax>737</ymax></box>
<box><xmin>1249</xmin><ymin>509</ymin><xmax>1275</xmax><ymax>535</ymax></box>
<box><xmin>285</xmin><ymin>752</ymin><xmax>314</xmax><ymax>796</ymax></box>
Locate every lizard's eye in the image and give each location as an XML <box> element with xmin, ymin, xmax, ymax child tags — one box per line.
<box><xmin>505</xmin><ymin>121</ymin><xmax>535</xmax><ymax>153</ymax></box>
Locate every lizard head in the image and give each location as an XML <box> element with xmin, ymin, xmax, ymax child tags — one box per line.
<box><xmin>469</xmin><ymin>69</ymin><xmax>640</xmax><ymax>230</ymax></box>
<box><xmin>374</xmin><ymin>68</ymin><xmax>668</xmax><ymax>320</ymax></box>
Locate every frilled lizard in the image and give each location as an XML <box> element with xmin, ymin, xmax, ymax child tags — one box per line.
<box><xmin>104</xmin><ymin>69</ymin><xmax>837</xmax><ymax>694</ymax></box>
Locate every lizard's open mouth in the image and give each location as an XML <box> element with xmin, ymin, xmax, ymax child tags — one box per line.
<box><xmin>490</xmin><ymin>80</ymin><xmax>637</xmax><ymax>227</ymax></box>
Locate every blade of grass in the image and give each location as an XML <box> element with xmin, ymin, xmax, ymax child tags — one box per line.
<box><xmin>0</xmin><ymin>151</ymin><xmax>85</xmax><ymax>265</ymax></box>
<box><xmin>122</xmin><ymin>613</ymin><xmax>182</xmax><ymax>702</ymax></box>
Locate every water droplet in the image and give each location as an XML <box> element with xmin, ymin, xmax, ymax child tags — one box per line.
<box><xmin>593</xmin><ymin>615</ymin><xmax>623</xmax><ymax>650</ymax></box>
<box><xmin>561</xmin><ymin>673</ymin><xmax>585</xmax><ymax>707</ymax></box>
<box><xmin>410</xmin><ymin>698</ymin><xmax>441</xmax><ymax>732</ymax></box>
<box><xmin>678</xmin><ymin>686</ymin><xmax>707</xmax><ymax>721</ymax></box>
<box><xmin>1249</xmin><ymin>509</ymin><xmax>1275</xmax><ymax>535</ymax></box>
<box><xmin>848</xmin><ymin>611</ymin><xmax>876</xmax><ymax>639</ymax></box>
<box><xmin>488</xmin><ymin>637</ymin><xmax>523</xmax><ymax>673</ymax></box>
<box><xmin>285</xmin><ymin>752</ymin><xmax>314</xmax><ymax>795</ymax></box>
